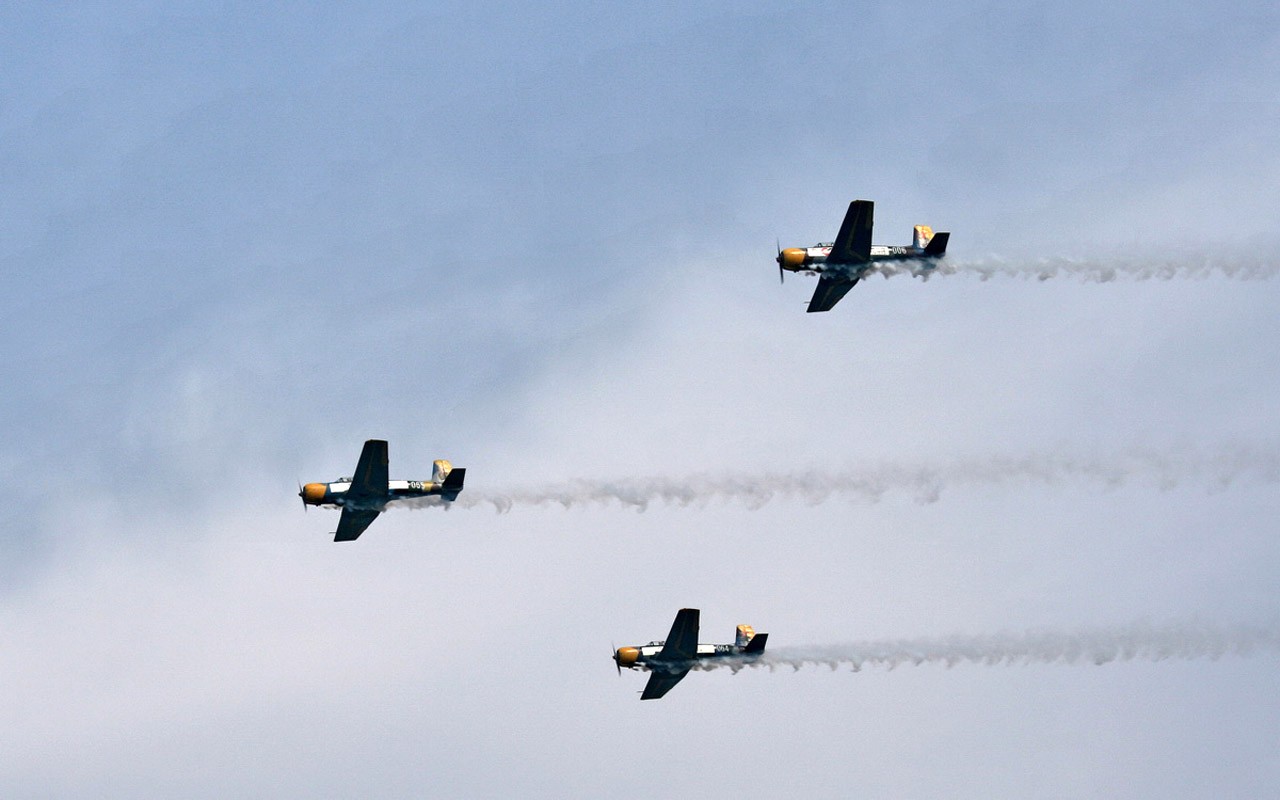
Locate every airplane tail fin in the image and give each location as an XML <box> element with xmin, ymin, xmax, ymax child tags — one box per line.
<box><xmin>923</xmin><ymin>231</ymin><xmax>950</xmax><ymax>257</ymax></box>
<box><xmin>743</xmin><ymin>632</ymin><xmax>768</xmax><ymax>654</ymax></box>
<box><xmin>432</xmin><ymin>460</ymin><xmax>453</xmax><ymax>483</ymax></box>
<box><xmin>441</xmin><ymin>467</ymin><xmax>466</xmax><ymax>501</ymax></box>
<box><xmin>913</xmin><ymin>225</ymin><xmax>934</xmax><ymax>249</ymax></box>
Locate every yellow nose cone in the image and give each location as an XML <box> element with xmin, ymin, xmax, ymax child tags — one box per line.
<box><xmin>779</xmin><ymin>248</ymin><xmax>807</xmax><ymax>268</ymax></box>
<box><xmin>615</xmin><ymin>647</ymin><xmax>640</xmax><ymax>666</ymax></box>
<box><xmin>301</xmin><ymin>483</ymin><xmax>327</xmax><ymax>504</ymax></box>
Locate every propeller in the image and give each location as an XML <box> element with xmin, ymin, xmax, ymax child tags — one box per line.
<box><xmin>297</xmin><ymin>481</ymin><xmax>308</xmax><ymax>512</ymax></box>
<box><xmin>612</xmin><ymin>643</ymin><xmax>621</xmax><ymax>676</ymax></box>
<box><xmin>776</xmin><ymin>238</ymin><xmax>785</xmax><ymax>284</ymax></box>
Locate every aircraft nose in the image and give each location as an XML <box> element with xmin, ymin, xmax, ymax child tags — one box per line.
<box><xmin>299</xmin><ymin>483</ymin><xmax>327</xmax><ymax>505</ymax></box>
<box><xmin>778</xmin><ymin>248</ymin><xmax>807</xmax><ymax>269</ymax></box>
<box><xmin>614</xmin><ymin>647</ymin><xmax>640</xmax><ymax>668</ymax></box>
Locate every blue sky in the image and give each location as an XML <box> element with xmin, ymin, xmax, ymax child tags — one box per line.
<box><xmin>3</xmin><ymin>3</ymin><xmax>1279</xmax><ymax>797</ymax></box>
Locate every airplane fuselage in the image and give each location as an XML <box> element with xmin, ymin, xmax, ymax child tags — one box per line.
<box><xmin>776</xmin><ymin>202</ymin><xmax>950</xmax><ymax>311</ymax></box>
<box><xmin>616</xmin><ymin>611</ymin><xmax>766</xmax><ymax>698</ymax></box>
<box><xmin>779</xmin><ymin>242</ymin><xmax>942</xmax><ymax>276</ymax></box>
<box><xmin>301</xmin><ymin>441</ymin><xmax>466</xmax><ymax>542</ymax></box>
<box><xmin>615</xmin><ymin>641</ymin><xmax>763</xmax><ymax>673</ymax></box>
<box><xmin>300</xmin><ymin>478</ymin><xmax>456</xmax><ymax>511</ymax></box>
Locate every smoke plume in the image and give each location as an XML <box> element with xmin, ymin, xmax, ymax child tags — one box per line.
<box><xmin>417</xmin><ymin>444</ymin><xmax>1279</xmax><ymax>513</ymax></box>
<box><xmin>696</xmin><ymin>621</ymin><xmax>1280</xmax><ymax>674</ymax></box>
<box><xmin>866</xmin><ymin>251</ymin><xmax>1280</xmax><ymax>282</ymax></box>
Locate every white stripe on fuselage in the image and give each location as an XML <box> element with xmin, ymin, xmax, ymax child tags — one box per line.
<box><xmin>805</xmin><ymin>244</ymin><xmax>919</xmax><ymax>260</ymax></box>
<box><xmin>323</xmin><ymin>479</ymin><xmax>443</xmax><ymax>507</ymax></box>
<box><xmin>635</xmin><ymin>643</ymin><xmax>739</xmax><ymax>660</ymax></box>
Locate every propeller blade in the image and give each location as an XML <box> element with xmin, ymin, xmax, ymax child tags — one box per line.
<box><xmin>612</xmin><ymin>643</ymin><xmax>620</xmax><ymax>676</ymax></box>
<box><xmin>298</xmin><ymin>481</ymin><xmax>308</xmax><ymax>512</ymax></box>
<box><xmin>776</xmin><ymin>238</ymin><xmax>785</xmax><ymax>284</ymax></box>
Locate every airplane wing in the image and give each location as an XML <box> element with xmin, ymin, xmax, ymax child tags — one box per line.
<box><xmin>641</xmin><ymin>668</ymin><xmax>690</xmax><ymax>700</ymax></box>
<box><xmin>827</xmin><ymin>200</ymin><xmax>873</xmax><ymax>264</ymax></box>
<box><xmin>347</xmin><ymin>439</ymin><xmax>390</xmax><ymax>505</ymax></box>
<box><xmin>333</xmin><ymin>507</ymin><xmax>380</xmax><ymax>542</ymax></box>
<box><xmin>807</xmin><ymin>275</ymin><xmax>859</xmax><ymax>313</ymax></box>
<box><xmin>657</xmin><ymin>608</ymin><xmax>699</xmax><ymax>661</ymax></box>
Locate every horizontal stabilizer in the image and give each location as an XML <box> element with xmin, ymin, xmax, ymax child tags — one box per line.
<box><xmin>743</xmin><ymin>632</ymin><xmax>768</xmax><ymax>654</ymax></box>
<box><xmin>441</xmin><ymin>467</ymin><xmax>466</xmax><ymax>499</ymax></box>
<box><xmin>923</xmin><ymin>231</ymin><xmax>949</xmax><ymax>256</ymax></box>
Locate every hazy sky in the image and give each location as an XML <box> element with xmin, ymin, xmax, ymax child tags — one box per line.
<box><xmin>3</xmin><ymin>3</ymin><xmax>1279</xmax><ymax>797</ymax></box>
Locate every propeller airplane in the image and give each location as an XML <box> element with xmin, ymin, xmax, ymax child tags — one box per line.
<box><xmin>299</xmin><ymin>439</ymin><xmax>465</xmax><ymax>542</ymax></box>
<box><xmin>613</xmin><ymin>608</ymin><xmax>768</xmax><ymax>699</ymax></box>
<box><xmin>777</xmin><ymin>199</ymin><xmax>950</xmax><ymax>312</ymax></box>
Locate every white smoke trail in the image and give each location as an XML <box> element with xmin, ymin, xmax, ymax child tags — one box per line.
<box><xmin>865</xmin><ymin>251</ymin><xmax>1280</xmax><ymax>282</ymax></box>
<box><xmin>407</xmin><ymin>444</ymin><xmax>1280</xmax><ymax>513</ymax></box>
<box><xmin>693</xmin><ymin>621</ymin><xmax>1280</xmax><ymax>674</ymax></box>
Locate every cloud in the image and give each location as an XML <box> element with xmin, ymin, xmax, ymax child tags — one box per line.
<box><xmin>3</xmin><ymin>2</ymin><xmax>1280</xmax><ymax>797</ymax></box>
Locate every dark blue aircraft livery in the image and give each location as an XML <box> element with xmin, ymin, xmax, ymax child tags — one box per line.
<box><xmin>614</xmin><ymin>608</ymin><xmax>768</xmax><ymax>699</ymax></box>
<box><xmin>777</xmin><ymin>200</ymin><xmax>950</xmax><ymax>312</ymax></box>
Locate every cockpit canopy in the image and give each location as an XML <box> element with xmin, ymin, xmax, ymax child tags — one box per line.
<box><xmin>337</xmin><ymin>477</ymin><xmax>352</xmax><ymax>483</ymax></box>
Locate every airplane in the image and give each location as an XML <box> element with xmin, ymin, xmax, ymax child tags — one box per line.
<box><xmin>298</xmin><ymin>439</ymin><xmax>466</xmax><ymax>542</ymax></box>
<box><xmin>613</xmin><ymin>608</ymin><xmax>768</xmax><ymax>700</ymax></box>
<box><xmin>776</xmin><ymin>199</ymin><xmax>950</xmax><ymax>312</ymax></box>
